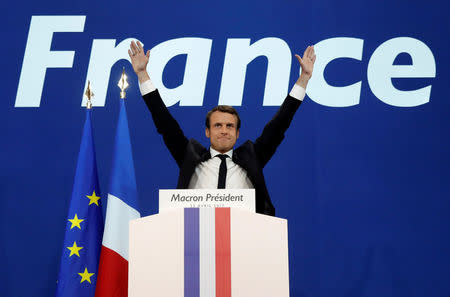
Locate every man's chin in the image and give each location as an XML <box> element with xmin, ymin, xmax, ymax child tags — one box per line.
<box><xmin>212</xmin><ymin>144</ymin><xmax>233</xmax><ymax>153</ymax></box>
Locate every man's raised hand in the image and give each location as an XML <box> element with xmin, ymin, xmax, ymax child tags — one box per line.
<box><xmin>128</xmin><ymin>41</ymin><xmax>151</xmax><ymax>83</ymax></box>
<box><xmin>295</xmin><ymin>45</ymin><xmax>316</xmax><ymax>78</ymax></box>
<box><xmin>294</xmin><ymin>45</ymin><xmax>316</xmax><ymax>89</ymax></box>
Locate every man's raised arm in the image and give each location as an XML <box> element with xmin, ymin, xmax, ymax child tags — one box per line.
<box><xmin>129</xmin><ymin>41</ymin><xmax>189</xmax><ymax>166</ymax></box>
<box><xmin>254</xmin><ymin>45</ymin><xmax>316</xmax><ymax>166</ymax></box>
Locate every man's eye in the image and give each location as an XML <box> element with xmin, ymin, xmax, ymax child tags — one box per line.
<box><xmin>227</xmin><ymin>124</ymin><xmax>234</xmax><ymax>128</ymax></box>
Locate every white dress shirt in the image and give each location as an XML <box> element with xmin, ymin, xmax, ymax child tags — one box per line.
<box><xmin>139</xmin><ymin>79</ymin><xmax>306</xmax><ymax>188</ymax></box>
<box><xmin>188</xmin><ymin>147</ymin><xmax>254</xmax><ymax>189</ymax></box>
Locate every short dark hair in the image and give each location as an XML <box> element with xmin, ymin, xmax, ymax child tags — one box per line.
<box><xmin>205</xmin><ymin>105</ymin><xmax>241</xmax><ymax>130</ymax></box>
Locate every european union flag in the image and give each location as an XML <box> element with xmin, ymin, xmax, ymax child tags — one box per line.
<box><xmin>55</xmin><ymin>108</ymin><xmax>104</xmax><ymax>297</ymax></box>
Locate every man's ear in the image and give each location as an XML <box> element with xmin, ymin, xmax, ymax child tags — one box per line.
<box><xmin>236</xmin><ymin>129</ymin><xmax>240</xmax><ymax>139</ymax></box>
<box><xmin>205</xmin><ymin>127</ymin><xmax>210</xmax><ymax>138</ymax></box>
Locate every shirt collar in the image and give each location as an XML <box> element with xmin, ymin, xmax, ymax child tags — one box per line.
<box><xmin>210</xmin><ymin>147</ymin><xmax>233</xmax><ymax>159</ymax></box>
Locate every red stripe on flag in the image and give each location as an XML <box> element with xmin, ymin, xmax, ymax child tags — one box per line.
<box><xmin>215</xmin><ymin>208</ymin><xmax>231</xmax><ymax>297</ymax></box>
<box><xmin>95</xmin><ymin>245</ymin><xmax>128</xmax><ymax>297</ymax></box>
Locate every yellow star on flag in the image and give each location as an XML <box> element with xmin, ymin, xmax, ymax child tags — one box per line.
<box><xmin>78</xmin><ymin>267</ymin><xmax>94</xmax><ymax>284</ymax></box>
<box><xmin>67</xmin><ymin>241</ymin><xmax>83</xmax><ymax>257</ymax></box>
<box><xmin>68</xmin><ymin>214</ymin><xmax>84</xmax><ymax>230</ymax></box>
<box><xmin>86</xmin><ymin>190</ymin><xmax>101</xmax><ymax>206</ymax></box>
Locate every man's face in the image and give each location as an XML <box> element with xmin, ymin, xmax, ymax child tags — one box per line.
<box><xmin>205</xmin><ymin>111</ymin><xmax>239</xmax><ymax>153</ymax></box>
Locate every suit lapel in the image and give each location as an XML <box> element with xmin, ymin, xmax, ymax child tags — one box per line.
<box><xmin>200</xmin><ymin>150</ymin><xmax>211</xmax><ymax>163</ymax></box>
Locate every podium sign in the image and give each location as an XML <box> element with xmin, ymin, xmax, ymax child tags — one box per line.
<box><xmin>159</xmin><ymin>189</ymin><xmax>255</xmax><ymax>213</ymax></box>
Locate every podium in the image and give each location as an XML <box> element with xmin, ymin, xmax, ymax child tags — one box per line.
<box><xmin>129</xmin><ymin>207</ymin><xmax>289</xmax><ymax>297</ymax></box>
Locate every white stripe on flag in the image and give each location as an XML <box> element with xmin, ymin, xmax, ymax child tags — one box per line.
<box><xmin>200</xmin><ymin>208</ymin><xmax>216</xmax><ymax>297</ymax></box>
<box><xmin>102</xmin><ymin>193</ymin><xmax>140</xmax><ymax>260</ymax></box>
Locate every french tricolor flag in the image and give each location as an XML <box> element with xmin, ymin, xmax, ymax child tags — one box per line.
<box><xmin>95</xmin><ymin>99</ymin><xmax>140</xmax><ymax>297</ymax></box>
<box><xmin>184</xmin><ymin>208</ymin><xmax>232</xmax><ymax>297</ymax></box>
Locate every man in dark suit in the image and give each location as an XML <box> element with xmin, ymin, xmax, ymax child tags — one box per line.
<box><xmin>128</xmin><ymin>41</ymin><xmax>316</xmax><ymax>216</ymax></box>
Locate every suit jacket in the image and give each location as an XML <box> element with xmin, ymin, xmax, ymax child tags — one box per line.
<box><xmin>142</xmin><ymin>90</ymin><xmax>302</xmax><ymax>216</ymax></box>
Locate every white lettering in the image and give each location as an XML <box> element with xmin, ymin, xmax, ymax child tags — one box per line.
<box><xmin>148</xmin><ymin>38</ymin><xmax>212</xmax><ymax>107</ymax></box>
<box><xmin>219</xmin><ymin>38</ymin><xmax>291</xmax><ymax>106</ymax></box>
<box><xmin>15</xmin><ymin>16</ymin><xmax>85</xmax><ymax>107</ymax></box>
<box><xmin>306</xmin><ymin>37</ymin><xmax>364</xmax><ymax>107</ymax></box>
<box><xmin>367</xmin><ymin>37</ymin><xmax>436</xmax><ymax>107</ymax></box>
<box><xmin>14</xmin><ymin>17</ymin><xmax>437</xmax><ymax>109</ymax></box>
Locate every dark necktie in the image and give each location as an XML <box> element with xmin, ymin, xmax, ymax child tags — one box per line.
<box><xmin>216</xmin><ymin>154</ymin><xmax>229</xmax><ymax>189</ymax></box>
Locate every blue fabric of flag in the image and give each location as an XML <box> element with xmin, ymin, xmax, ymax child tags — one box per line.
<box><xmin>108</xmin><ymin>99</ymin><xmax>138</xmax><ymax>209</ymax></box>
<box><xmin>55</xmin><ymin>109</ymin><xmax>104</xmax><ymax>297</ymax></box>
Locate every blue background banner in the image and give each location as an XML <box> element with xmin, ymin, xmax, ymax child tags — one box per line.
<box><xmin>1</xmin><ymin>0</ymin><xmax>449</xmax><ymax>296</ymax></box>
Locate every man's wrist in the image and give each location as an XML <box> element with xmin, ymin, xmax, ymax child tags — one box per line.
<box><xmin>295</xmin><ymin>73</ymin><xmax>311</xmax><ymax>89</ymax></box>
<box><xmin>137</xmin><ymin>71</ymin><xmax>150</xmax><ymax>84</ymax></box>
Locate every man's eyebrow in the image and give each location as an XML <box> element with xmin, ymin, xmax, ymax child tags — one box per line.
<box><xmin>214</xmin><ymin>121</ymin><xmax>235</xmax><ymax>125</ymax></box>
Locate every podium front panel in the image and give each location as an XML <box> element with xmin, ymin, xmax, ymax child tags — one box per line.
<box><xmin>230</xmin><ymin>209</ymin><xmax>289</xmax><ymax>297</ymax></box>
<box><xmin>129</xmin><ymin>208</ymin><xmax>289</xmax><ymax>297</ymax></box>
<box><xmin>129</xmin><ymin>209</ymin><xmax>184</xmax><ymax>297</ymax></box>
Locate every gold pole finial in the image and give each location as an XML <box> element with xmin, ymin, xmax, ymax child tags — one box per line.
<box><xmin>84</xmin><ymin>81</ymin><xmax>94</xmax><ymax>109</ymax></box>
<box><xmin>118</xmin><ymin>68</ymin><xmax>129</xmax><ymax>99</ymax></box>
